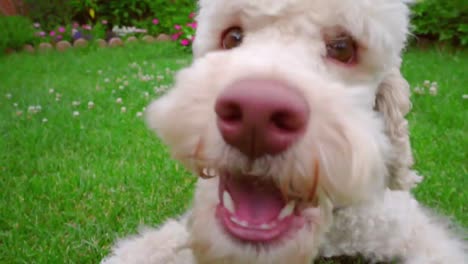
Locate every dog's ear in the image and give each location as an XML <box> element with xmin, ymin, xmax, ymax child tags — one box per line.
<box><xmin>374</xmin><ymin>68</ymin><xmax>422</xmax><ymax>190</ymax></box>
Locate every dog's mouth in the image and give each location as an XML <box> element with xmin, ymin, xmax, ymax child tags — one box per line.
<box><xmin>214</xmin><ymin>171</ymin><xmax>307</xmax><ymax>243</ymax></box>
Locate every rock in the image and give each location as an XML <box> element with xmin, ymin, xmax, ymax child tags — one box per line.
<box><xmin>126</xmin><ymin>36</ymin><xmax>138</xmax><ymax>44</ymax></box>
<box><xmin>38</xmin><ymin>42</ymin><xmax>53</xmax><ymax>52</ymax></box>
<box><xmin>96</xmin><ymin>39</ymin><xmax>107</xmax><ymax>48</ymax></box>
<box><xmin>23</xmin><ymin>44</ymin><xmax>35</xmax><ymax>53</ymax></box>
<box><xmin>108</xmin><ymin>37</ymin><xmax>123</xmax><ymax>47</ymax></box>
<box><xmin>156</xmin><ymin>34</ymin><xmax>172</xmax><ymax>42</ymax></box>
<box><xmin>142</xmin><ymin>35</ymin><xmax>155</xmax><ymax>43</ymax></box>
<box><xmin>73</xmin><ymin>38</ymin><xmax>88</xmax><ymax>48</ymax></box>
<box><xmin>56</xmin><ymin>40</ymin><xmax>72</xmax><ymax>52</ymax></box>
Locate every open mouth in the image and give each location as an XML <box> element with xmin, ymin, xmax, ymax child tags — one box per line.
<box><xmin>215</xmin><ymin>171</ymin><xmax>306</xmax><ymax>243</ymax></box>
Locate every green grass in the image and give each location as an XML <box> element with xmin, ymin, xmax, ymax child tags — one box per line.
<box><xmin>0</xmin><ymin>44</ymin><xmax>466</xmax><ymax>263</ymax></box>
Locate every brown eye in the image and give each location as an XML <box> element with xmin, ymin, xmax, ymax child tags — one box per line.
<box><xmin>221</xmin><ymin>27</ymin><xmax>243</xmax><ymax>49</ymax></box>
<box><xmin>326</xmin><ymin>35</ymin><xmax>357</xmax><ymax>64</ymax></box>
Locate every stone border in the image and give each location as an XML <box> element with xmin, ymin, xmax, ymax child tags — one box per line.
<box><xmin>7</xmin><ymin>33</ymin><xmax>173</xmax><ymax>55</ymax></box>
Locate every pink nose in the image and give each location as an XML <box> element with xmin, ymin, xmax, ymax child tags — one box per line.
<box><xmin>215</xmin><ymin>79</ymin><xmax>309</xmax><ymax>159</ymax></box>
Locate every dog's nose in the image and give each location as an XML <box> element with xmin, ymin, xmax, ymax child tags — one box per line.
<box><xmin>215</xmin><ymin>79</ymin><xmax>309</xmax><ymax>159</ymax></box>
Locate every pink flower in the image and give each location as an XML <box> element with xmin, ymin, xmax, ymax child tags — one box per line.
<box><xmin>189</xmin><ymin>12</ymin><xmax>196</xmax><ymax>19</ymax></box>
<box><xmin>33</xmin><ymin>22</ymin><xmax>40</xmax><ymax>28</ymax></box>
<box><xmin>171</xmin><ymin>32</ymin><xmax>182</xmax><ymax>40</ymax></box>
<box><xmin>180</xmin><ymin>39</ymin><xmax>190</xmax><ymax>46</ymax></box>
<box><xmin>101</xmin><ymin>20</ymin><xmax>108</xmax><ymax>25</ymax></box>
<box><xmin>73</xmin><ymin>22</ymin><xmax>79</xmax><ymax>28</ymax></box>
<box><xmin>82</xmin><ymin>24</ymin><xmax>92</xmax><ymax>30</ymax></box>
<box><xmin>49</xmin><ymin>31</ymin><xmax>56</xmax><ymax>37</ymax></box>
<box><xmin>38</xmin><ymin>31</ymin><xmax>46</xmax><ymax>37</ymax></box>
<box><xmin>152</xmin><ymin>18</ymin><xmax>159</xmax><ymax>25</ymax></box>
<box><xmin>57</xmin><ymin>35</ymin><xmax>63</xmax><ymax>40</ymax></box>
<box><xmin>187</xmin><ymin>22</ymin><xmax>197</xmax><ymax>29</ymax></box>
<box><xmin>58</xmin><ymin>26</ymin><xmax>65</xmax><ymax>33</ymax></box>
<box><xmin>174</xmin><ymin>24</ymin><xmax>182</xmax><ymax>30</ymax></box>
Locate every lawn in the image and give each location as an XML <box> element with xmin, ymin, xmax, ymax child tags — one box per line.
<box><xmin>0</xmin><ymin>43</ymin><xmax>466</xmax><ymax>263</ymax></box>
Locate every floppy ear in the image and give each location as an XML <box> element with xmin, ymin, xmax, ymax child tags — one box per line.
<box><xmin>375</xmin><ymin>67</ymin><xmax>422</xmax><ymax>190</ymax></box>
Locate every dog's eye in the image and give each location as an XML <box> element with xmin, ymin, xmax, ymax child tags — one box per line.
<box><xmin>326</xmin><ymin>36</ymin><xmax>357</xmax><ymax>64</ymax></box>
<box><xmin>221</xmin><ymin>27</ymin><xmax>243</xmax><ymax>49</ymax></box>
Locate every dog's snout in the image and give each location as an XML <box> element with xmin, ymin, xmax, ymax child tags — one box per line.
<box><xmin>215</xmin><ymin>79</ymin><xmax>309</xmax><ymax>159</ymax></box>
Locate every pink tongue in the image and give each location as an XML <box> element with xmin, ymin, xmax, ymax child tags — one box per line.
<box><xmin>226</xmin><ymin>177</ymin><xmax>285</xmax><ymax>224</ymax></box>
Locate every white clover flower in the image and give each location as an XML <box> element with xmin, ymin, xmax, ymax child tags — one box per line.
<box><xmin>42</xmin><ymin>118</ymin><xmax>48</xmax><ymax>123</ymax></box>
<box><xmin>98</xmin><ymin>70</ymin><xmax>103</xmax><ymax>75</ymax></box>
<box><xmin>73</xmin><ymin>111</ymin><xmax>80</xmax><ymax>117</ymax></box>
<box><xmin>121</xmin><ymin>106</ymin><xmax>127</xmax><ymax>113</ymax></box>
<box><xmin>13</xmin><ymin>102</ymin><xmax>18</xmax><ymax>108</ymax></box>
<box><xmin>35</xmin><ymin>105</ymin><xmax>42</xmax><ymax>112</ymax></box>
<box><xmin>429</xmin><ymin>86</ymin><xmax>438</xmax><ymax>96</ymax></box>
<box><xmin>423</xmin><ymin>80</ymin><xmax>430</xmax><ymax>87</ymax></box>
<box><xmin>413</xmin><ymin>86</ymin><xmax>424</xmax><ymax>95</ymax></box>
<box><xmin>431</xmin><ymin>81</ymin><xmax>438</xmax><ymax>87</ymax></box>
<box><xmin>116</xmin><ymin>98</ymin><xmax>123</xmax><ymax>104</ymax></box>
<box><xmin>28</xmin><ymin>106</ymin><xmax>35</xmax><ymax>113</ymax></box>
<box><xmin>88</xmin><ymin>101</ymin><xmax>95</xmax><ymax>109</ymax></box>
<box><xmin>49</xmin><ymin>88</ymin><xmax>55</xmax><ymax>94</ymax></box>
<box><xmin>144</xmin><ymin>92</ymin><xmax>150</xmax><ymax>98</ymax></box>
<box><xmin>72</xmin><ymin>101</ymin><xmax>81</xmax><ymax>107</ymax></box>
<box><xmin>104</xmin><ymin>78</ymin><xmax>110</xmax><ymax>83</ymax></box>
<box><xmin>119</xmin><ymin>85</ymin><xmax>124</xmax><ymax>90</ymax></box>
<box><xmin>462</xmin><ymin>94</ymin><xmax>468</xmax><ymax>100</ymax></box>
<box><xmin>136</xmin><ymin>112</ymin><xmax>143</xmax><ymax>117</ymax></box>
<box><xmin>5</xmin><ymin>93</ymin><xmax>12</xmax><ymax>99</ymax></box>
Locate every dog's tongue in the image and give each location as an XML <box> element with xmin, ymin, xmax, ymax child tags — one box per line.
<box><xmin>226</xmin><ymin>177</ymin><xmax>285</xmax><ymax>224</ymax></box>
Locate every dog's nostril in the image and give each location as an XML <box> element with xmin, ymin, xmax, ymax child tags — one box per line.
<box><xmin>270</xmin><ymin>111</ymin><xmax>305</xmax><ymax>133</ymax></box>
<box><xmin>217</xmin><ymin>102</ymin><xmax>243</xmax><ymax>123</ymax></box>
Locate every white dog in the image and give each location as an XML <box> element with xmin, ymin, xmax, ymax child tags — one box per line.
<box><xmin>102</xmin><ymin>0</ymin><xmax>466</xmax><ymax>263</ymax></box>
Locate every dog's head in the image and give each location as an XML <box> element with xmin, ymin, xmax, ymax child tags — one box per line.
<box><xmin>147</xmin><ymin>0</ymin><xmax>411</xmax><ymax>263</ymax></box>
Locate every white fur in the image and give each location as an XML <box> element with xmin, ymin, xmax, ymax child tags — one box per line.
<box><xmin>102</xmin><ymin>0</ymin><xmax>467</xmax><ymax>263</ymax></box>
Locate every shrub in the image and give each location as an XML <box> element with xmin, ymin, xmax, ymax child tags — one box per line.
<box><xmin>0</xmin><ymin>16</ymin><xmax>36</xmax><ymax>51</ymax></box>
<box><xmin>145</xmin><ymin>0</ymin><xmax>196</xmax><ymax>36</ymax></box>
<box><xmin>23</xmin><ymin>0</ymin><xmax>75</xmax><ymax>31</ymax></box>
<box><xmin>411</xmin><ymin>0</ymin><xmax>468</xmax><ymax>46</ymax></box>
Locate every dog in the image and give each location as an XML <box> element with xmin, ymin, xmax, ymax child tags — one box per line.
<box><xmin>102</xmin><ymin>0</ymin><xmax>466</xmax><ymax>263</ymax></box>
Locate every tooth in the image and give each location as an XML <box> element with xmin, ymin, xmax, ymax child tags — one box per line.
<box><xmin>278</xmin><ymin>201</ymin><xmax>296</xmax><ymax>220</ymax></box>
<box><xmin>202</xmin><ymin>168</ymin><xmax>217</xmax><ymax>177</ymax></box>
<box><xmin>260</xmin><ymin>224</ymin><xmax>271</xmax><ymax>230</ymax></box>
<box><xmin>240</xmin><ymin>221</ymin><xmax>249</xmax><ymax>227</ymax></box>
<box><xmin>230</xmin><ymin>217</ymin><xmax>241</xmax><ymax>225</ymax></box>
<box><xmin>223</xmin><ymin>191</ymin><xmax>235</xmax><ymax>214</ymax></box>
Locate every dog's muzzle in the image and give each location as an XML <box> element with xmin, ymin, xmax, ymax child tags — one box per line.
<box><xmin>211</xmin><ymin>78</ymin><xmax>313</xmax><ymax>243</ymax></box>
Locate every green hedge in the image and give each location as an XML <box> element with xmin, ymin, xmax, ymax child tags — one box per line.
<box><xmin>411</xmin><ymin>0</ymin><xmax>468</xmax><ymax>46</ymax></box>
<box><xmin>24</xmin><ymin>0</ymin><xmax>196</xmax><ymax>36</ymax></box>
<box><xmin>0</xmin><ymin>16</ymin><xmax>36</xmax><ymax>51</ymax></box>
